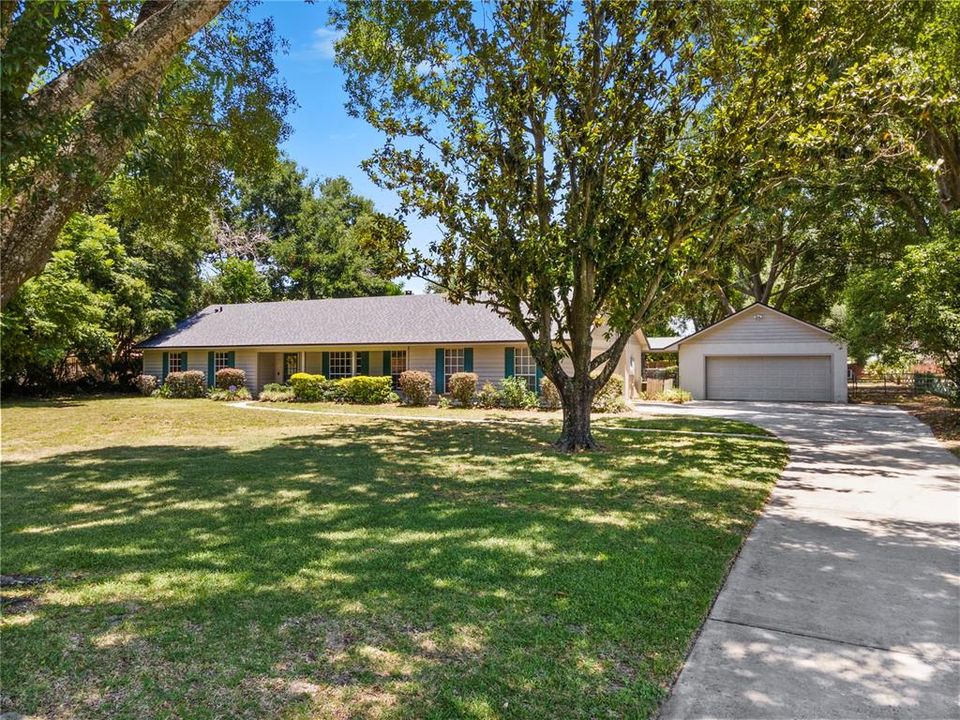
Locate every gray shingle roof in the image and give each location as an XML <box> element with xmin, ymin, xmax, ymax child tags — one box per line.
<box><xmin>138</xmin><ymin>295</ymin><xmax>527</xmax><ymax>348</ymax></box>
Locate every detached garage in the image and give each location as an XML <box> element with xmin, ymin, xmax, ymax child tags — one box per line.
<box><xmin>662</xmin><ymin>304</ymin><xmax>847</xmax><ymax>403</ymax></box>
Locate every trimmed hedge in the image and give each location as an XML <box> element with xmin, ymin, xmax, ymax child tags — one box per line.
<box><xmin>289</xmin><ymin>372</ymin><xmax>333</xmax><ymax>402</ymax></box>
<box><xmin>215</xmin><ymin>367</ymin><xmax>246</xmax><ymax>389</ymax></box>
<box><xmin>398</xmin><ymin>370</ymin><xmax>432</xmax><ymax>406</ymax></box>
<box><xmin>289</xmin><ymin>373</ymin><xmax>396</xmax><ymax>404</ymax></box>
<box><xmin>447</xmin><ymin>372</ymin><xmax>478</xmax><ymax>406</ymax></box>
<box><xmin>162</xmin><ymin>370</ymin><xmax>206</xmax><ymax>398</ymax></box>
<box><xmin>339</xmin><ymin>375</ymin><xmax>396</xmax><ymax>404</ymax></box>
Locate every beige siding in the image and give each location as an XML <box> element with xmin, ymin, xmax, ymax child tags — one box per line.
<box><xmin>143</xmin><ymin>349</ymin><xmax>163</xmax><ymax>377</ymax></box>
<box><xmin>258</xmin><ymin>353</ymin><xmax>279</xmax><ymax>389</ymax></box>
<box><xmin>235</xmin><ymin>350</ymin><xmax>257</xmax><ymax>392</ymax></box>
<box><xmin>694</xmin><ymin>310</ymin><xmax>829</xmax><ymax>344</ymax></box>
<box><xmin>304</xmin><ymin>352</ymin><xmax>322</xmax><ymax>375</ymax></box>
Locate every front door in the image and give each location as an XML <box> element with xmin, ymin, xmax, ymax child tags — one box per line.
<box><xmin>283</xmin><ymin>353</ymin><xmax>299</xmax><ymax>382</ymax></box>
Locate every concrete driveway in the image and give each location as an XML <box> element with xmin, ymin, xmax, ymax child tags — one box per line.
<box><xmin>638</xmin><ymin>401</ymin><xmax>960</xmax><ymax>719</ymax></box>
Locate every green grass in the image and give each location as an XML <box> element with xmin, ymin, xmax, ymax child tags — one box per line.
<box><xmin>1</xmin><ymin>397</ymin><xmax>787</xmax><ymax>719</ymax></box>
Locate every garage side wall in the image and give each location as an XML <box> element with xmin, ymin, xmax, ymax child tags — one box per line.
<box><xmin>677</xmin><ymin>312</ymin><xmax>847</xmax><ymax>402</ymax></box>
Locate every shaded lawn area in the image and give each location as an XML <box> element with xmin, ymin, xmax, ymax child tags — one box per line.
<box><xmin>1</xmin><ymin>398</ymin><xmax>787</xmax><ymax>719</ymax></box>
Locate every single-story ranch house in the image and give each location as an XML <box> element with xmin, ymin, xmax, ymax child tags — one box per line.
<box><xmin>139</xmin><ymin>295</ymin><xmax>847</xmax><ymax>403</ymax></box>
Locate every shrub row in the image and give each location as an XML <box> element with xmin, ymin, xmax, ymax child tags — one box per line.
<box><xmin>136</xmin><ymin>367</ymin><xmax>251</xmax><ymax>401</ymax></box>
<box><xmin>138</xmin><ymin>365</ymin><xmax>629</xmax><ymax>411</ymax></box>
<box><xmin>289</xmin><ymin>373</ymin><xmax>397</xmax><ymax>404</ymax></box>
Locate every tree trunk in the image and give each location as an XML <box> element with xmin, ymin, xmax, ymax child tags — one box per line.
<box><xmin>555</xmin><ymin>377</ymin><xmax>599</xmax><ymax>452</ymax></box>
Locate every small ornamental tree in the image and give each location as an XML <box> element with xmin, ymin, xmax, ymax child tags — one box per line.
<box><xmin>334</xmin><ymin>1</ymin><xmax>792</xmax><ymax>450</ymax></box>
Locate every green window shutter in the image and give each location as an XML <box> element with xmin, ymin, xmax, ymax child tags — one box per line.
<box><xmin>435</xmin><ymin>348</ymin><xmax>445</xmax><ymax>393</ymax></box>
<box><xmin>180</xmin><ymin>351</ymin><xmax>188</xmax><ymax>369</ymax></box>
<box><xmin>161</xmin><ymin>352</ymin><xmax>169</xmax><ymax>380</ymax></box>
<box><xmin>382</xmin><ymin>351</ymin><xmax>392</xmax><ymax>376</ymax></box>
<box><xmin>207</xmin><ymin>351</ymin><xmax>215</xmax><ymax>387</ymax></box>
<box><xmin>463</xmin><ymin>347</ymin><xmax>473</xmax><ymax>372</ymax></box>
<box><xmin>321</xmin><ymin>352</ymin><xmax>329</xmax><ymax>378</ymax></box>
<box><xmin>504</xmin><ymin>347</ymin><xmax>515</xmax><ymax>378</ymax></box>
<box><xmin>358</xmin><ymin>351</ymin><xmax>369</xmax><ymax>376</ymax></box>
<box><xmin>227</xmin><ymin>351</ymin><xmax>235</xmax><ymax>368</ymax></box>
<box><xmin>535</xmin><ymin>365</ymin><xmax>544</xmax><ymax>392</ymax></box>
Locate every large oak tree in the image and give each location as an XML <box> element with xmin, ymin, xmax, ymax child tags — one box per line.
<box><xmin>333</xmin><ymin>0</ymin><xmax>801</xmax><ymax>450</ymax></box>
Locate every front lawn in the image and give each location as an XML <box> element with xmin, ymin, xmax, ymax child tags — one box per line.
<box><xmin>1</xmin><ymin>397</ymin><xmax>786</xmax><ymax>719</ymax></box>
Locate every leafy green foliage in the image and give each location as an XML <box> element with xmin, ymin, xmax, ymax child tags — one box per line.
<box><xmin>837</xmin><ymin>229</ymin><xmax>960</xmax><ymax>401</ymax></box>
<box><xmin>338</xmin><ymin>375</ymin><xmax>396</xmax><ymax>404</ymax></box>
<box><xmin>289</xmin><ymin>372</ymin><xmax>330</xmax><ymax>402</ymax></box>
<box><xmin>258</xmin><ymin>384</ymin><xmax>295</xmax><ymax>402</ymax></box>
<box><xmin>498</xmin><ymin>376</ymin><xmax>538</xmax><ymax>410</ymax></box>
<box><xmin>225</xmin><ymin>159</ymin><xmax>403</xmax><ymax>300</ymax></box>
<box><xmin>1</xmin><ymin>214</ymin><xmax>173</xmax><ymax>388</ymax></box>
<box><xmin>332</xmin><ymin>0</ymin><xmax>812</xmax><ymax>449</ymax></box>
<box><xmin>201</xmin><ymin>258</ymin><xmax>270</xmax><ymax>306</ymax></box>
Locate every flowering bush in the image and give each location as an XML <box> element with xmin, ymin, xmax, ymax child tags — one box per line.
<box><xmin>447</xmin><ymin>372</ymin><xmax>478</xmax><ymax>407</ymax></box>
<box><xmin>215</xmin><ymin>367</ymin><xmax>246</xmax><ymax>389</ymax></box>
<box><xmin>162</xmin><ymin>370</ymin><xmax>206</xmax><ymax>398</ymax></box>
<box><xmin>398</xmin><ymin>370</ymin><xmax>432</xmax><ymax>406</ymax></box>
<box><xmin>133</xmin><ymin>374</ymin><xmax>158</xmax><ymax>396</ymax></box>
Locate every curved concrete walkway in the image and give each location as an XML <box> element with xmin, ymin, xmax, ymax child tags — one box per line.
<box><xmin>638</xmin><ymin>401</ymin><xmax>960</xmax><ymax>719</ymax></box>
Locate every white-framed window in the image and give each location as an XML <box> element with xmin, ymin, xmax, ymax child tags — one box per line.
<box><xmin>168</xmin><ymin>354</ymin><xmax>181</xmax><ymax>373</ymax></box>
<box><xmin>444</xmin><ymin>348</ymin><xmax>464</xmax><ymax>391</ymax></box>
<box><xmin>514</xmin><ymin>346</ymin><xmax>537</xmax><ymax>390</ymax></box>
<box><xmin>329</xmin><ymin>351</ymin><xmax>354</xmax><ymax>379</ymax></box>
<box><xmin>390</xmin><ymin>350</ymin><xmax>407</xmax><ymax>388</ymax></box>
<box><xmin>214</xmin><ymin>351</ymin><xmax>230</xmax><ymax>372</ymax></box>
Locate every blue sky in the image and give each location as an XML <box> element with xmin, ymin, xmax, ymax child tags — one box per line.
<box><xmin>248</xmin><ymin>1</ymin><xmax>433</xmax><ymax>292</ymax></box>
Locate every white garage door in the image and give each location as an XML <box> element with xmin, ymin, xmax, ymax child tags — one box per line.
<box><xmin>706</xmin><ymin>356</ymin><xmax>833</xmax><ymax>402</ymax></box>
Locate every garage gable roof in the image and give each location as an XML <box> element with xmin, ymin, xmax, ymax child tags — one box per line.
<box><xmin>659</xmin><ymin>303</ymin><xmax>835</xmax><ymax>351</ymax></box>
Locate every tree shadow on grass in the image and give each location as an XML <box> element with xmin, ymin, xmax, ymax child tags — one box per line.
<box><xmin>1</xmin><ymin>420</ymin><xmax>785</xmax><ymax>719</ymax></box>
